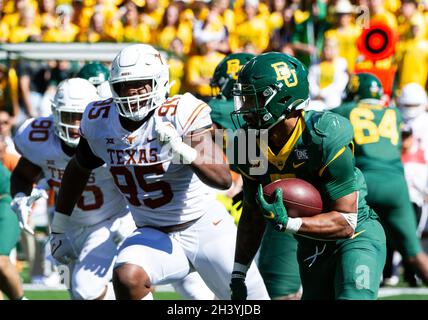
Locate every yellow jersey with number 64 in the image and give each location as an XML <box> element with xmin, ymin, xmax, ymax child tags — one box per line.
<box><xmin>333</xmin><ymin>100</ymin><xmax>403</xmax><ymax>172</ymax></box>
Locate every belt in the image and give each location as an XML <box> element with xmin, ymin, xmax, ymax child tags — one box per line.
<box><xmin>138</xmin><ymin>217</ymin><xmax>201</xmax><ymax>234</ymax></box>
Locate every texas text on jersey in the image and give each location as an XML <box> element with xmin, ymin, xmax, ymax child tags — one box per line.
<box><xmin>79</xmin><ymin>93</ymin><xmax>218</xmax><ymax>227</ymax></box>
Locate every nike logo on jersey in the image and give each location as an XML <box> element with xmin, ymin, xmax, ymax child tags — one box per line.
<box><xmin>292</xmin><ymin>161</ymin><xmax>305</xmax><ymax>169</ymax></box>
<box><xmin>212</xmin><ymin>219</ymin><xmax>223</xmax><ymax>226</ymax></box>
<box><xmin>146</xmin><ymin>137</ymin><xmax>157</xmax><ymax>143</ymax></box>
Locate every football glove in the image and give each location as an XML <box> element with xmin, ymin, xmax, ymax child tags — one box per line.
<box><xmin>27</xmin><ymin>179</ymin><xmax>49</xmax><ymax>206</ymax></box>
<box><xmin>50</xmin><ymin>232</ymin><xmax>78</xmax><ymax>265</ymax></box>
<box><xmin>230</xmin><ymin>275</ymin><xmax>247</xmax><ymax>300</ymax></box>
<box><xmin>155</xmin><ymin>120</ymin><xmax>197</xmax><ymax>164</ymax></box>
<box><xmin>257</xmin><ymin>185</ymin><xmax>289</xmax><ymax>232</ymax></box>
<box><xmin>11</xmin><ymin>193</ymin><xmax>34</xmax><ymax>235</ymax></box>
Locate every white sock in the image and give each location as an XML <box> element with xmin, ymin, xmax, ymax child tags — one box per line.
<box><xmin>141</xmin><ymin>292</ymin><xmax>153</xmax><ymax>300</ymax></box>
<box><xmin>102</xmin><ymin>283</ymin><xmax>116</xmax><ymax>300</ymax></box>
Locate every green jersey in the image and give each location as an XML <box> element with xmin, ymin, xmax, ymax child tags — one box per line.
<box><xmin>208</xmin><ymin>97</ymin><xmax>236</xmax><ymax>131</ymax></box>
<box><xmin>235</xmin><ymin>110</ymin><xmax>377</xmax><ymax>231</ymax></box>
<box><xmin>333</xmin><ymin>100</ymin><xmax>403</xmax><ymax>172</ymax></box>
<box><xmin>0</xmin><ymin>163</ymin><xmax>11</xmax><ymax>203</ymax></box>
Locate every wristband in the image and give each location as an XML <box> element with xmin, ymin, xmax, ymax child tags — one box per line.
<box><xmin>286</xmin><ymin>217</ymin><xmax>303</xmax><ymax>233</ymax></box>
<box><xmin>170</xmin><ymin>138</ymin><xmax>198</xmax><ymax>164</ymax></box>
<box><xmin>232</xmin><ymin>262</ymin><xmax>250</xmax><ymax>279</ymax></box>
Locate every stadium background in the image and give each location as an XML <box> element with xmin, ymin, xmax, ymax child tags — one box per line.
<box><xmin>1</xmin><ymin>0</ymin><xmax>428</xmax><ymax>300</ymax></box>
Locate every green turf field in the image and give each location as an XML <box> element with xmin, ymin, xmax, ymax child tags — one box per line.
<box><xmin>18</xmin><ymin>290</ymin><xmax>182</xmax><ymax>300</ymax></box>
<box><xmin>14</xmin><ymin>289</ymin><xmax>428</xmax><ymax>300</ymax></box>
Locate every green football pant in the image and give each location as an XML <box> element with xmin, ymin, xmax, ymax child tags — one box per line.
<box><xmin>258</xmin><ymin>223</ymin><xmax>301</xmax><ymax>299</ymax></box>
<box><xmin>0</xmin><ymin>201</ymin><xmax>20</xmax><ymax>256</ymax></box>
<box><xmin>297</xmin><ymin>218</ymin><xmax>386</xmax><ymax>300</ymax></box>
<box><xmin>363</xmin><ymin>170</ymin><xmax>422</xmax><ymax>258</ymax></box>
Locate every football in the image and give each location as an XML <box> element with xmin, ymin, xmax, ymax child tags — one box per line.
<box><xmin>262</xmin><ymin>178</ymin><xmax>323</xmax><ymax>218</ymax></box>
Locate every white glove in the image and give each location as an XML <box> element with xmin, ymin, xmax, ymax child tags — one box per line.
<box><xmin>27</xmin><ymin>179</ymin><xmax>49</xmax><ymax>206</ymax></box>
<box><xmin>50</xmin><ymin>232</ymin><xmax>78</xmax><ymax>265</ymax></box>
<box><xmin>11</xmin><ymin>193</ymin><xmax>34</xmax><ymax>235</ymax></box>
<box><xmin>155</xmin><ymin>120</ymin><xmax>180</xmax><ymax>144</ymax></box>
<box><xmin>155</xmin><ymin>120</ymin><xmax>197</xmax><ymax>164</ymax></box>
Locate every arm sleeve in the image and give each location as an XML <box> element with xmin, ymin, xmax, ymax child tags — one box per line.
<box><xmin>75</xmin><ymin>137</ymin><xmax>105</xmax><ymax>170</ymax></box>
<box><xmin>319</xmin><ymin>145</ymin><xmax>357</xmax><ymax>201</ymax></box>
<box><xmin>241</xmin><ymin>172</ymin><xmax>259</xmax><ymax>206</ymax></box>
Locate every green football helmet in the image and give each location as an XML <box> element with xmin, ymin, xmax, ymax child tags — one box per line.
<box><xmin>77</xmin><ymin>62</ymin><xmax>109</xmax><ymax>87</ymax></box>
<box><xmin>211</xmin><ymin>53</ymin><xmax>255</xmax><ymax>100</ymax></box>
<box><xmin>232</xmin><ymin>52</ymin><xmax>309</xmax><ymax>129</ymax></box>
<box><xmin>344</xmin><ymin>72</ymin><xmax>383</xmax><ymax>101</ymax></box>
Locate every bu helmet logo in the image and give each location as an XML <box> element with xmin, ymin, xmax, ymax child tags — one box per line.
<box><xmin>271</xmin><ymin>62</ymin><xmax>298</xmax><ymax>87</ymax></box>
<box><xmin>226</xmin><ymin>59</ymin><xmax>242</xmax><ymax>80</ymax></box>
<box><xmin>370</xmin><ymin>81</ymin><xmax>381</xmax><ymax>97</ymax></box>
<box><xmin>349</xmin><ymin>75</ymin><xmax>360</xmax><ymax>93</ymax></box>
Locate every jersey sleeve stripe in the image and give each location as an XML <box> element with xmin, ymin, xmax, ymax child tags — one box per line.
<box><xmin>318</xmin><ymin>146</ymin><xmax>346</xmax><ymax>177</ymax></box>
<box><xmin>185</xmin><ymin>126</ymin><xmax>213</xmax><ymax>137</ymax></box>
<box><xmin>183</xmin><ymin>103</ymin><xmax>208</xmax><ymax>133</ymax></box>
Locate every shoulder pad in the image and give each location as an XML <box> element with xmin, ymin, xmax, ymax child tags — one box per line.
<box><xmin>80</xmin><ymin>98</ymin><xmax>115</xmax><ymax>139</ymax></box>
<box><xmin>174</xmin><ymin>93</ymin><xmax>212</xmax><ymax>135</ymax></box>
<box><xmin>14</xmin><ymin>116</ymin><xmax>55</xmax><ymax>163</ymax></box>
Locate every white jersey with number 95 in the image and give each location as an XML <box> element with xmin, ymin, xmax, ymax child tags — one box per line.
<box><xmin>80</xmin><ymin>93</ymin><xmax>219</xmax><ymax>227</ymax></box>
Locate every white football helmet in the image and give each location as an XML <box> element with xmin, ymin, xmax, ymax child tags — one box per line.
<box><xmin>51</xmin><ymin>78</ymin><xmax>99</xmax><ymax>147</ymax></box>
<box><xmin>109</xmin><ymin>44</ymin><xmax>169</xmax><ymax>121</ymax></box>
<box><xmin>397</xmin><ymin>83</ymin><xmax>428</xmax><ymax>120</ymax></box>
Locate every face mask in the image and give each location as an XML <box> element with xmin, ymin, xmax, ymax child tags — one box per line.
<box><xmin>400</xmin><ymin>105</ymin><xmax>426</xmax><ymax>120</ymax></box>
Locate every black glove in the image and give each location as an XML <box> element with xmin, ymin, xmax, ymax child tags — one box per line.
<box><xmin>230</xmin><ymin>275</ymin><xmax>247</xmax><ymax>300</ymax></box>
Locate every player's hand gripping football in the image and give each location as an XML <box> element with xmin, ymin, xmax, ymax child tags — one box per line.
<box><xmin>257</xmin><ymin>185</ymin><xmax>289</xmax><ymax>232</ymax></box>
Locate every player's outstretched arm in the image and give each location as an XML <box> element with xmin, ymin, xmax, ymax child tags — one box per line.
<box><xmin>235</xmin><ymin>201</ymin><xmax>266</xmax><ymax>266</ymax></box>
<box><xmin>53</xmin><ymin>137</ymin><xmax>105</xmax><ymax>231</ymax></box>
<box><xmin>10</xmin><ymin>157</ymin><xmax>43</xmax><ymax>197</ymax></box>
<box><xmin>10</xmin><ymin>158</ymin><xmax>45</xmax><ymax>234</ymax></box>
<box><xmin>54</xmin><ymin>156</ymin><xmax>91</xmax><ymax>217</ymax></box>
<box><xmin>189</xmin><ymin>130</ymin><xmax>232</xmax><ymax>190</ymax></box>
<box><xmin>230</xmin><ymin>179</ymin><xmax>265</xmax><ymax>300</ymax></box>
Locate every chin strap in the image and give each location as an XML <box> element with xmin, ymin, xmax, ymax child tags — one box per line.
<box><xmin>264</xmin><ymin>98</ymin><xmax>310</xmax><ymax>131</ymax></box>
